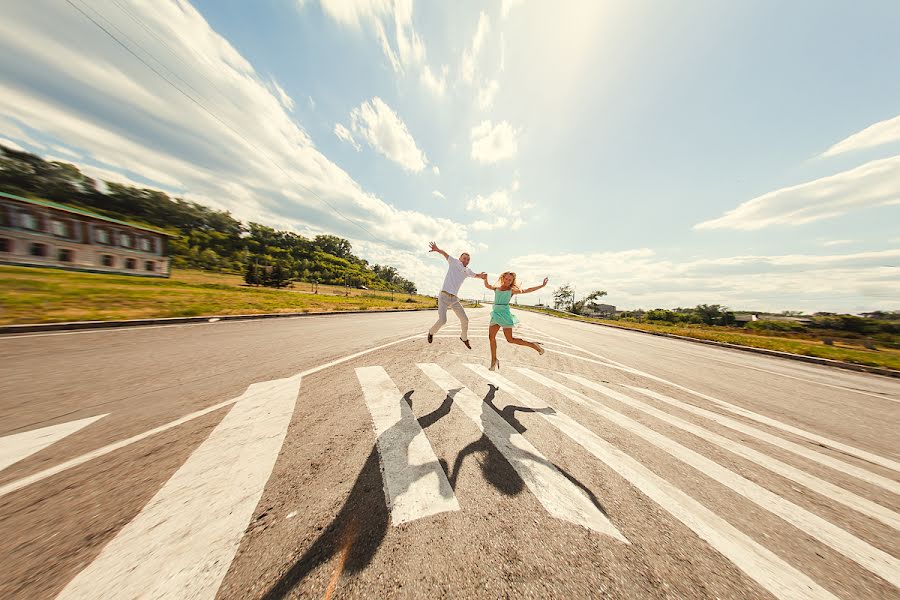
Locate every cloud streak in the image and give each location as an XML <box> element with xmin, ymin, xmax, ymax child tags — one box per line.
<box><xmin>822</xmin><ymin>114</ymin><xmax>900</xmax><ymax>157</ymax></box>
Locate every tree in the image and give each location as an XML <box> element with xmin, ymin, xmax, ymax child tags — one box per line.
<box><xmin>553</xmin><ymin>284</ymin><xmax>574</xmax><ymax>310</ymax></box>
<box><xmin>584</xmin><ymin>290</ymin><xmax>608</xmax><ymax>312</ymax></box>
<box><xmin>244</xmin><ymin>262</ymin><xmax>261</xmax><ymax>286</ymax></box>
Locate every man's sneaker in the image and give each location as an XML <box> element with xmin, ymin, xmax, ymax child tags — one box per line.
<box><xmin>427</xmin><ymin>332</ymin><xmax>433</xmax><ymax>343</ymax></box>
<box><xmin>460</xmin><ymin>338</ymin><xmax>472</xmax><ymax>349</ymax></box>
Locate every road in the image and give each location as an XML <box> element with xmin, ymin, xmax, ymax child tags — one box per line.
<box><xmin>1</xmin><ymin>308</ymin><xmax>898</xmax><ymax>599</ymax></box>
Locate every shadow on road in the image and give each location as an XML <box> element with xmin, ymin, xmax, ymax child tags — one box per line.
<box><xmin>260</xmin><ymin>383</ymin><xmax>607</xmax><ymax>598</ymax></box>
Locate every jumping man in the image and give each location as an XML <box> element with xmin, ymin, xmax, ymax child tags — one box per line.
<box><xmin>427</xmin><ymin>241</ymin><xmax>485</xmax><ymax>349</ymax></box>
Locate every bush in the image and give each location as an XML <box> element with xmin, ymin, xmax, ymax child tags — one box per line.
<box><xmin>745</xmin><ymin>320</ymin><xmax>807</xmax><ymax>333</ymax></box>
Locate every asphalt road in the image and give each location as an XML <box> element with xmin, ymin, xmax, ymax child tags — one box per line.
<box><xmin>1</xmin><ymin>308</ymin><xmax>898</xmax><ymax>599</ymax></box>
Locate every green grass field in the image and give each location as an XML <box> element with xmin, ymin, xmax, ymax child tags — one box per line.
<box><xmin>515</xmin><ymin>305</ymin><xmax>900</xmax><ymax>372</ymax></box>
<box><xmin>0</xmin><ymin>266</ymin><xmax>436</xmax><ymax>324</ymax></box>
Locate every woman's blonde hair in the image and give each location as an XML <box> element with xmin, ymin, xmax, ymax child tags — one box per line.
<box><xmin>495</xmin><ymin>271</ymin><xmax>520</xmax><ymax>292</ymax></box>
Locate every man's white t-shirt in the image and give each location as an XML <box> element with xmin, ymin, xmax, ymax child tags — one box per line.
<box><xmin>441</xmin><ymin>256</ymin><xmax>476</xmax><ymax>295</ymax></box>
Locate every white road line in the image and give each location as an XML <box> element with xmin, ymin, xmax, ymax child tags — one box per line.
<box><xmin>55</xmin><ymin>374</ymin><xmax>301</xmax><ymax>600</ymax></box>
<box><xmin>0</xmin><ymin>333</ymin><xmax>423</xmax><ymax>499</ymax></box>
<box><xmin>355</xmin><ymin>367</ymin><xmax>459</xmax><ymax>524</ymax></box>
<box><xmin>416</xmin><ymin>363</ymin><xmax>627</xmax><ymax>542</ymax></box>
<box><xmin>504</xmin><ymin>368</ymin><xmax>900</xmax><ymax>588</ymax></box>
<box><xmin>464</xmin><ymin>365</ymin><xmax>837</xmax><ymax>600</ymax></box>
<box><xmin>547</xmin><ymin>348</ymin><xmax>900</xmax><ymax>481</ymax></box>
<box><xmin>518</xmin><ymin>369</ymin><xmax>900</xmax><ymax>531</ymax></box>
<box><xmin>0</xmin><ymin>414</ymin><xmax>107</xmax><ymax>473</ymax></box>
<box><xmin>433</xmin><ymin>335</ymin><xmax>575</xmax><ymax>349</ymax></box>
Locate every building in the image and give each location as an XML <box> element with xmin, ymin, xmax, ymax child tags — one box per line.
<box><xmin>582</xmin><ymin>303</ymin><xmax>617</xmax><ymax>317</ymax></box>
<box><xmin>0</xmin><ymin>191</ymin><xmax>174</xmax><ymax>277</ymax></box>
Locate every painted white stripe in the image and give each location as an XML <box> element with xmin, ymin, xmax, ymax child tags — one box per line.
<box><xmin>516</xmin><ymin>369</ymin><xmax>900</xmax><ymax>531</ymax></box>
<box><xmin>416</xmin><ymin>363</ymin><xmax>627</xmax><ymax>542</ymax></box>
<box><xmin>355</xmin><ymin>367</ymin><xmax>459</xmax><ymax>524</ymax></box>
<box><xmin>0</xmin><ymin>414</ymin><xmax>107</xmax><ymax>472</ymax></box>
<box><xmin>55</xmin><ymin>374</ymin><xmax>301</xmax><ymax>600</ymax></box>
<box><xmin>463</xmin><ymin>364</ymin><xmax>836</xmax><ymax>600</ymax></box>
<box><xmin>433</xmin><ymin>335</ymin><xmax>575</xmax><ymax>349</ymax></box>
<box><xmin>547</xmin><ymin>348</ymin><xmax>900</xmax><ymax>491</ymax></box>
<box><xmin>519</xmin><ymin>369</ymin><xmax>900</xmax><ymax>588</ymax></box>
<box><xmin>0</xmin><ymin>333</ymin><xmax>423</xmax><ymax>499</ymax></box>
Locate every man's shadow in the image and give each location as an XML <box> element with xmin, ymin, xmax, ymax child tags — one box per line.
<box><xmin>261</xmin><ymin>384</ymin><xmax>607</xmax><ymax>599</ymax></box>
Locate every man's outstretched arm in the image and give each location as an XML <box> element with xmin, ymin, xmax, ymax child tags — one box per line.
<box><xmin>428</xmin><ymin>241</ymin><xmax>449</xmax><ymax>259</ymax></box>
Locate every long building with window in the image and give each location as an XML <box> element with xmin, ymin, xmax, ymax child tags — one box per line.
<box><xmin>0</xmin><ymin>191</ymin><xmax>174</xmax><ymax>277</ymax></box>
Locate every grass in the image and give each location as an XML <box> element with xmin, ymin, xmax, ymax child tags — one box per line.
<box><xmin>515</xmin><ymin>305</ymin><xmax>900</xmax><ymax>372</ymax></box>
<box><xmin>0</xmin><ymin>266</ymin><xmax>436</xmax><ymax>325</ymax></box>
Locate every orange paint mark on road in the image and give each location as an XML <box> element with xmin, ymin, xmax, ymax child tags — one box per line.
<box><xmin>323</xmin><ymin>517</ymin><xmax>359</xmax><ymax>600</ymax></box>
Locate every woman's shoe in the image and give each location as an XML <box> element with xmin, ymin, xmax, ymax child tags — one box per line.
<box><xmin>489</xmin><ymin>359</ymin><xmax>500</xmax><ymax>371</ymax></box>
<box><xmin>536</xmin><ymin>342</ymin><xmax>545</xmax><ymax>356</ymax></box>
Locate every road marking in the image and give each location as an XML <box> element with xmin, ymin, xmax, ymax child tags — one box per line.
<box><xmin>55</xmin><ymin>374</ymin><xmax>301</xmax><ymax>600</ymax></box>
<box><xmin>0</xmin><ymin>333</ymin><xmax>423</xmax><ymax>499</ymax></box>
<box><xmin>518</xmin><ymin>369</ymin><xmax>900</xmax><ymax>531</ymax></box>
<box><xmin>463</xmin><ymin>364</ymin><xmax>836</xmax><ymax>600</ymax></box>
<box><xmin>355</xmin><ymin>367</ymin><xmax>459</xmax><ymax>524</ymax></box>
<box><xmin>433</xmin><ymin>335</ymin><xmax>575</xmax><ymax>349</ymax></box>
<box><xmin>0</xmin><ymin>414</ymin><xmax>107</xmax><ymax>473</ymax></box>
<box><xmin>416</xmin><ymin>363</ymin><xmax>627</xmax><ymax>542</ymax></box>
<box><xmin>546</xmin><ymin>348</ymin><xmax>900</xmax><ymax>483</ymax></box>
<box><xmin>509</xmin><ymin>368</ymin><xmax>900</xmax><ymax>587</ymax></box>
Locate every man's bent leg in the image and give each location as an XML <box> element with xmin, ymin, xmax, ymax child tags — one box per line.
<box><xmin>429</xmin><ymin>293</ymin><xmax>450</xmax><ymax>336</ymax></box>
<box><xmin>450</xmin><ymin>299</ymin><xmax>469</xmax><ymax>341</ymax></box>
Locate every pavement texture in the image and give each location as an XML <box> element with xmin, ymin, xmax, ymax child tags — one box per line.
<box><xmin>1</xmin><ymin>307</ymin><xmax>898</xmax><ymax>599</ymax></box>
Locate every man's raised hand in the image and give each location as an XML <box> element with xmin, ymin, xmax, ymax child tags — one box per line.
<box><xmin>428</xmin><ymin>241</ymin><xmax>438</xmax><ymax>252</ymax></box>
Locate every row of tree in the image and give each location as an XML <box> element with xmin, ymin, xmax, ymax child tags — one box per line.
<box><xmin>551</xmin><ymin>284</ymin><xmax>610</xmax><ymax>314</ymax></box>
<box><xmin>0</xmin><ymin>145</ymin><xmax>417</xmax><ymax>292</ymax></box>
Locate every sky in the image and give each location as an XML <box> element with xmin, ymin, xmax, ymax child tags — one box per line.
<box><xmin>1</xmin><ymin>0</ymin><xmax>899</xmax><ymax>313</ymax></box>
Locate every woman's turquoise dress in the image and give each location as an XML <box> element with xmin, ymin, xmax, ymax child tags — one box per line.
<box><xmin>490</xmin><ymin>289</ymin><xmax>519</xmax><ymax>327</ymax></box>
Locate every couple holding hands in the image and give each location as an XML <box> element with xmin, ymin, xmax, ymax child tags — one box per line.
<box><xmin>426</xmin><ymin>241</ymin><xmax>548</xmax><ymax>371</ymax></box>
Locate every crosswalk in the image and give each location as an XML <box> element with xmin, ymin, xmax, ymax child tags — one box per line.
<box><xmin>1</xmin><ymin>322</ymin><xmax>898</xmax><ymax>599</ymax></box>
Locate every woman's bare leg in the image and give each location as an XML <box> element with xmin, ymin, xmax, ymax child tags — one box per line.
<box><xmin>489</xmin><ymin>324</ymin><xmax>500</xmax><ymax>364</ymax></box>
<box><xmin>503</xmin><ymin>328</ymin><xmax>541</xmax><ymax>352</ymax></box>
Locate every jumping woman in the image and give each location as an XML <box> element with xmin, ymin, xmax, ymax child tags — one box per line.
<box><xmin>480</xmin><ymin>271</ymin><xmax>549</xmax><ymax>371</ymax></box>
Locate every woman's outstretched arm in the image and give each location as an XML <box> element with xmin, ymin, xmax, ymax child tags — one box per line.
<box><xmin>515</xmin><ymin>277</ymin><xmax>549</xmax><ymax>294</ymax></box>
<box><xmin>481</xmin><ymin>273</ymin><xmax>498</xmax><ymax>290</ymax></box>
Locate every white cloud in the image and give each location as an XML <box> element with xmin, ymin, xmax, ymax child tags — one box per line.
<box><xmin>269</xmin><ymin>78</ymin><xmax>295</xmax><ymax>112</ymax></box>
<box><xmin>348</xmin><ymin>97</ymin><xmax>427</xmax><ymax>171</ymax></box>
<box><xmin>308</xmin><ymin>95</ymin><xmax>316</xmax><ymax>110</ymax></box>
<box><xmin>501</xmin><ymin>0</ymin><xmax>525</xmax><ymax>19</ymax></box>
<box><xmin>420</xmin><ymin>64</ymin><xmax>448</xmax><ymax>96</ymax></box>
<box><xmin>0</xmin><ymin>0</ymin><xmax>476</xmax><ymax>270</ymax></box>
<box><xmin>823</xmin><ymin>239</ymin><xmax>855</xmax><ymax>247</ymax></box>
<box><xmin>316</xmin><ymin>0</ymin><xmax>446</xmax><ymax>97</ymax></box>
<box><xmin>432</xmin><ymin>165</ymin><xmax>439</xmax><ymax>175</ymax></box>
<box><xmin>470</xmin><ymin>120</ymin><xmax>520</xmax><ymax>163</ymax></box>
<box><xmin>822</xmin><ymin>114</ymin><xmax>900</xmax><ymax>157</ymax></box>
<box><xmin>508</xmin><ymin>248</ymin><xmax>900</xmax><ymax>313</ymax></box>
<box><xmin>460</xmin><ymin>11</ymin><xmax>490</xmax><ymax>84</ymax></box>
<box><xmin>0</xmin><ymin>137</ymin><xmax>25</xmax><ymax>152</ymax></box>
<box><xmin>432</xmin><ymin>190</ymin><xmax>446</xmax><ymax>199</ymax></box>
<box><xmin>465</xmin><ymin>183</ymin><xmax>525</xmax><ymax>230</ymax></box>
<box><xmin>333</xmin><ymin>123</ymin><xmax>361</xmax><ymax>151</ymax></box>
<box><xmin>694</xmin><ymin>154</ymin><xmax>900</xmax><ymax>230</ymax></box>
<box><xmin>477</xmin><ymin>79</ymin><xmax>499</xmax><ymax>110</ymax></box>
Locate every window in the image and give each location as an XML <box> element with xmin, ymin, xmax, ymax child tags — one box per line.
<box><xmin>29</xmin><ymin>243</ymin><xmax>47</xmax><ymax>257</ymax></box>
<box><xmin>145</xmin><ymin>261</ymin><xmax>155</xmax><ymax>272</ymax></box>
<box><xmin>139</xmin><ymin>238</ymin><xmax>152</xmax><ymax>252</ymax></box>
<box><xmin>125</xmin><ymin>258</ymin><xmax>137</xmax><ymax>269</ymax></box>
<box><xmin>101</xmin><ymin>254</ymin><xmax>115</xmax><ymax>267</ymax></box>
<box><xmin>21</xmin><ymin>213</ymin><xmax>38</xmax><ymax>230</ymax></box>
<box><xmin>0</xmin><ymin>239</ymin><xmax>10</xmax><ymax>253</ymax></box>
<box><xmin>52</xmin><ymin>220</ymin><xmax>69</xmax><ymax>237</ymax></box>
<box><xmin>120</xmin><ymin>233</ymin><xmax>133</xmax><ymax>248</ymax></box>
<box><xmin>58</xmin><ymin>248</ymin><xmax>74</xmax><ymax>262</ymax></box>
<box><xmin>95</xmin><ymin>229</ymin><xmax>110</xmax><ymax>244</ymax></box>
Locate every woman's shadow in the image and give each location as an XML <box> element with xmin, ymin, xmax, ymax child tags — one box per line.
<box><xmin>260</xmin><ymin>385</ymin><xmax>607</xmax><ymax>599</ymax></box>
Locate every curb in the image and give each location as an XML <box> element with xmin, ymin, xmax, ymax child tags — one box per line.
<box><xmin>0</xmin><ymin>307</ymin><xmax>438</xmax><ymax>335</ymax></box>
<box><xmin>520</xmin><ymin>309</ymin><xmax>900</xmax><ymax>380</ymax></box>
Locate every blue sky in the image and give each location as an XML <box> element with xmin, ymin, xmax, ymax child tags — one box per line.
<box><xmin>1</xmin><ymin>0</ymin><xmax>899</xmax><ymax>312</ymax></box>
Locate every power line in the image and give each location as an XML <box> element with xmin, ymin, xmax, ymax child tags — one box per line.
<box><xmin>64</xmin><ymin>0</ymin><xmax>395</xmax><ymax>255</ymax></box>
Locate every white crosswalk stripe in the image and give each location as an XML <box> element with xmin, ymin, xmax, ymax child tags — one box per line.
<box><xmin>463</xmin><ymin>363</ymin><xmax>838</xmax><ymax>600</ymax></box>
<box><xmin>0</xmin><ymin>414</ymin><xmax>107</xmax><ymax>473</ymax></box>
<box><xmin>416</xmin><ymin>362</ymin><xmax>628</xmax><ymax>542</ymax></box>
<box><xmin>504</xmin><ymin>368</ymin><xmax>899</xmax><ymax>587</ymax></box>
<box><xmin>55</xmin><ymin>374</ymin><xmax>302</xmax><ymax>600</ymax></box>
<box><xmin>355</xmin><ymin>366</ymin><xmax>459</xmax><ymax>524</ymax></box>
<box><xmin>515</xmin><ymin>369</ymin><xmax>900</xmax><ymax>531</ymax></box>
